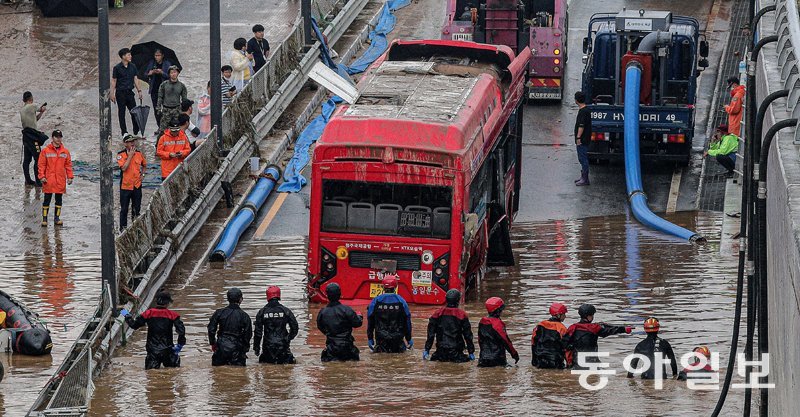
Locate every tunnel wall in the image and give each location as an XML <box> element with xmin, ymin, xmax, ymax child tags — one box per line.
<box><xmin>755</xmin><ymin>3</ymin><xmax>800</xmax><ymax>415</ymax></box>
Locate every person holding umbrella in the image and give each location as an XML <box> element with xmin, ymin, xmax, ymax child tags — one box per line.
<box><xmin>144</xmin><ymin>49</ymin><xmax>172</xmax><ymax>133</ymax></box>
<box><xmin>157</xmin><ymin>66</ymin><xmax>187</xmax><ymax>136</ymax></box>
<box><xmin>111</xmin><ymin>48</ymin><xmax>143</xmax><ymax>138</ymax></box>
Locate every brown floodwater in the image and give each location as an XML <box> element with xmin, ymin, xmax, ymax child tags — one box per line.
<box><xmin>87</xmin><ymin>211</ymin><xmax>745</xmax><ymax>416</ymax></box>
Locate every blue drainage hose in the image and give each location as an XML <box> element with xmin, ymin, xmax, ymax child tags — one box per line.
<box><xmin>623</xmin><ymin>64</ymin><xmax>703</xmax><ymax>243</ymax></box>
<box><xmin>210</xmin><ymin>165</ymin><xmax>282</xmax><ymax>261</ymax></box>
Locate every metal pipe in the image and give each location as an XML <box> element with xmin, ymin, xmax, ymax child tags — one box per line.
<box><xmin>210</xmin><ymin>0</ymin><xmax>223</xmax><ymax>155</ymax></box>
<box><xmin>302</xmin><ymin>0</ymin><xmax>312</xmax><ymax>45</ymax></box>
<box><xmin>751</xmin><ymin>4</ymin><xmax>776</xmax><ymax>48</ymax></box>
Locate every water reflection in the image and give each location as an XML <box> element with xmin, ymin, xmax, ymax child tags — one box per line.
<box><xmin>90</xmin><ymin>212</ymin><xmax>743</xmax><ymax>416</ymax></box>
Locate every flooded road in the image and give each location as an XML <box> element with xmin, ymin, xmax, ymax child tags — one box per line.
<box><xmin>91</xmin><ymin>212</ymin><xmax>743</xmax><ymax>416</ymax></box>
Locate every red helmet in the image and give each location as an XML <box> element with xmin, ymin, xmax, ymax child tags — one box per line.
<box><xmin>549</xmin><ymin>302</ymin><xmax>568</xmax><ymax>316</ymax></box>
<box><xmin>382</xmin><ymin>274</ymin><xmax>398</xmax><ymax>289</ymax></box>
<box><xmin>266</xmin><ymin>286</ymin><xmax>281</xmax><ymax>300</ymax></box>
<box><xmin>644</xmin><ymin>317</ymin><xmax>660</xmax><ymax>333</ymax></box>
<box><xmin>485</xmin><ymin>297</ymin><xmax>505</xmax><ymax>314</ymax></box>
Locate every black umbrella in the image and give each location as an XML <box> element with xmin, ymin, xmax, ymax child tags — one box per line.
<box><xmin>130</xmin><ymin>101</ymin><xmax>151</xmax><ymax>135</ymax></box>
<box><xmin>130</xmin><ymin>41</ymin><xmax>183</xmax><ymax>82</ymax></box>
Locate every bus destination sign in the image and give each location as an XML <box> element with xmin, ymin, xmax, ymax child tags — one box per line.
<box><xmin>399</xmin><ymin>211</ymin><xmax>432</xmax><ymax>235</ymax></box>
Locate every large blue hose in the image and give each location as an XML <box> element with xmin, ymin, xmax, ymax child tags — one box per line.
<box><xmin>210</xmin><ymin>165</ymin><xmax>282</xmax><ymax>261</ymax></box>
<box><xmin>623</xmin><ymin>64</ymin><xmax>703</xmax><ymax>242</ymax></box>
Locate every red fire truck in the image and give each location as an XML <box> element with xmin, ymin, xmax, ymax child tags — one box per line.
<box><xmin>306</xmin><ymin>40</ymin><xmax>531</xmax><ymax>305</ymax></box>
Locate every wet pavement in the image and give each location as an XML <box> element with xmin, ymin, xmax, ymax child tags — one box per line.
<box><xmin>91</xmin><ymin>212</ymin><xmax>743</xmax><ymax>416</ymax></box>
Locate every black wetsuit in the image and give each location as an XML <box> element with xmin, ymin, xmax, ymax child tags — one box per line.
<box><xmin>367</xmin><ymin>293</ymin><xmax>412</xmax><ymax>353</ymax></box>
<box><xmin>425</xmin><ymin>307</ymin><xmax>474</xmax><ymax>363</ymax></box>
<box><xmin>627</xmin><ymin>333</ymin><xmax>678</xmax><ymax>379</ymax></box>
<box><xmin>253</xmin><ymin>299</ymin><xmax>299</xmax><ymax>364</ymax></box>
<box><xmin>317</xmin><ymin>301</ymin><xmax>363</xmax><ymax>361</ymax></box>
<box><xmin>126</xmin><ymin>306</ymin><xmax>186</xmax><ymax>369</ymax></box>
<box><xmin>478</xmin><ymin>315</ymin><xmax>518</xmax><ymax>367</ymax></box>
<box><xmin>208</xmin><ymin>303</ymin><xmax>253</xmax><ymax>366</ymax></box>
<box><xmin>565</xmin><ymin>320</ymin><xmax>627</xmax><ymax>368</ymax></box>
<box><xmin>531</xmin><ymin>318</ymin><xmax>568</xmax><ymax>369</ymax></box>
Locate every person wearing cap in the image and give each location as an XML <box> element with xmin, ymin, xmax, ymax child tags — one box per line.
<box><xmin>156</xmin><ymin>65</ymin><xmax>187</xmax><ymax>136</ymax></box>
<box><xmin>565</xmin><ymin>304</ymin><xmax>632</xmax><ymax>368</ymax></box>
<box><xmin>626</xmin><ymin>317</ymin><xmax>678</xmax><ymax>379</ymax></box>
<box><xmin>20</xmin><ymin>91</ymin><xmax>48</xmax><ymax>187</ymax></box>
<box><xmin>37</xmin><ymin>130</ymin><xmax>73</xmax><ymax>226</ymax></box>
<box><xmin>317</xmin><ymin>283</ymin><xmax>363</xmax><ymax>362</ymax></box>
<box><xmin>156</xmin><ymin>118</ymin><xmax>192</xmax><ymax>180</ymax></box>
<box><xmin>144</xmin><ymin>49</ymin><xmax>173</xmax><ymax>131</ymax></box>
<box><xmin>253</xmin><ymin>286</ymin><xmax>299</xmax><ymax>364</ymax></box>
<box><xmin>424</xmin><ymin>289</ymin><xmax>475</xmax><ymax>362</ymax></box>
<box><xmin>117</xmin><ymin>134</ymin><xmax>146</xmax><ymax>230</ymax></box>
<box><xmin>247</xmin><ymin>24</ymin><xmax>271</xmax><ymax>74</ymax></box>
<box><xmin>366</xmin><ymin>274</ymin><xmax>413</xmax><ymax>353</ymax></box>
<box><xmin>531</xmin><ymin>302</ymin><xmax>569</xmax><ymax>369</ymax></box>
<box><xmin>704</xmin><ymin>124</ymin><xmax>739</xmax><ymax>177</ymax></box>
<box><xmin>111</xmin><ymin>48</ymin><xmax>143</xmax><ymax>138</ymax></box>
<box><xmin>230</xmin><ymin>38</ymin><xmax>254</xmax><ymax>90</ymax></box>
<box><xmin>478</xmin><ymin>297</ymin><xmax>518</xmax><ymax>367</ymax></box>
<box><xmin>208</xmin><ymin>288</ymin><xmax>253</xmax><ymax>366</ymax></box>
<box><xmin>724</xmin><ymin>76</ymin><xmax>745</xmax><ymax>136</ymax></box>
<box><xmin>123</xmin><ymin>290</ymin><xmax>186</xmax><ymax>369</ymax></box>
<box><xmin>678</xmin><ymin>346</ymin><xmax>715</xmax><ymax>381</ymax></box>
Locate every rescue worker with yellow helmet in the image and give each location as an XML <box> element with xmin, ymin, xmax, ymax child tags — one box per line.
<box><xmin>626</xmin><ymin>317</ymin><xmax>678</xmax><ymax>379</ymax></box>
<box><xmin>678</xmin><ymin>345</ymin><xmax>715</xmax><ymax>381</ymax></box>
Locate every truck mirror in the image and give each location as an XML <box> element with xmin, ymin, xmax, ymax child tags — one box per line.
<box><xmin>582</xmin><ymin>37</ymin><xmax>590</xmax><ymax>54</ymax></box>
<box><xmin>700</xmin><ymin>40</ymin><xmax>709</xmax><ymax>58</ymax></box>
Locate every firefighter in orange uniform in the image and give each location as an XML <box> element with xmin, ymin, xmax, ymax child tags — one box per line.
<box><xmin>117</xmin><ymin>134</ymin><xmax>147</xmax><ymax>230</ymax></box>
<box><xmin>156</xmin><ymin>117</ymin><xmax>191</xmax><ymax>180</ymax></box>
<box><xmin>37</xmin><ymin>130</ymin><xmax>73</xmax><ymax>226</ymax></box>
<box><xmin>724</xmin><ymin>76</ymin><xmax>745</xmax><ymax>136</ymax></box>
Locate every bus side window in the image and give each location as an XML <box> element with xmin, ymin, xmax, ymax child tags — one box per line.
<box><xmin>469</xmin><ymin>161</ymin><xmax>489</xmax><ymax>221</ymax></box>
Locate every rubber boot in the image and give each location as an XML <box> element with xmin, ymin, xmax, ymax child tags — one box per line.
<box><xmin>575</xmin><ymin>170</ymin><xmax>590</xmax><ymax>186</ymax></box>
<box><xmin>41</xmin><ymin>206</ymin><xmax>49</xmax><ymax>227</ymax></box>
<box><xmin>54</xmin><ymin>205</ymin><xmax>63</xmax><ymax>226</ymax></box>
<box><xmin>574</xmin><ymin>173</ymin><xmax>583</xmax><ymax>184</ymax></box>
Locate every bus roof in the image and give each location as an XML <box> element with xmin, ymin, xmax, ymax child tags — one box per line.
<box><xmin>318</xmin><ymin>40</ymin><xmax>520</xmax><ymax>156</ymax></box>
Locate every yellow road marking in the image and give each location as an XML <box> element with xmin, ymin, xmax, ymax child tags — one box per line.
<box><xmin>254</xmin><ymin>192</ymin><xmax>288</xmax><ymax>239</ymax></box>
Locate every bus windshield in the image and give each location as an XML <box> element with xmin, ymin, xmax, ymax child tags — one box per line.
<box><xmin>321</xmin><ymin>179</ymin><xmax>453</xmax><ymax>239</ymax></box>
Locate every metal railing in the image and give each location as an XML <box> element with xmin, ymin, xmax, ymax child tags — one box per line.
<box><xmin>773</xmin><ymin>0</ymin><xmax>800</xmax><ymax>132</ymax></box>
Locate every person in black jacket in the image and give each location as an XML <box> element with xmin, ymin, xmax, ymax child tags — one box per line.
<box><xmin>478</xmin><ymin>297</ymin><xmax>518</xmax><ymax>367</ymax></box>
<box><xmin>253</xmin><ymin>286</ymin><xmax>299</xmax><ymax>364</ymax></box>
<box><xmin>565</xmin><ymin>304</ymin><xmax>632</xmax><ymax>368</ymax></box>
<box><xmin>626</xmin><ymin>317</ymin><xmax>678</xmax><ymax>379</ymax></box>
<box><xmin>367</xmin><ymin>275</ymin><xmax>413</xmax><ymax>353</ymax></box>
<box><xmin>317</xmin><ymin>283</ymin><xmax>363</xmax><ymax>362</ymax></box>
<box><xmin>208</xmin><ymin>288</ymin><xmax>253</xmax><ymax>366</ymax></box>
<box><xmin>124</xmin><ymin>290</ymin><xmax>186</xmax><ymax>370</ymax></box>
<box><xmin>424</xmin><ymin>289</ymin><xmax>475</xmax><ymax>363</ymax></box>
<box><xmin>531</xmin><ymin>302</ymin><xmax>569</xmax><ymax>369</ymax></box>
<box><xmin>247</xmin><ymin>24</ymin><xmax>270</xmax><ymax>73</ymax></box>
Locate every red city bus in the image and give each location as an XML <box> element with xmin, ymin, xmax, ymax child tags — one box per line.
<box><xmin>307</xmin><ymin>40</ymin><xmax>531</xmax><ymax>305</ymax></box>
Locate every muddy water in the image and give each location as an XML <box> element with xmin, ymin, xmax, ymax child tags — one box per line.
<box><xmin>90</xmin><ymin>212</ymin><xmax>743</xmax><ymax>416</ymax></box>
<box><xmin>0</xmin><ymin>229</ymin><xmax>101</xmax><ymax>416</ymax></box>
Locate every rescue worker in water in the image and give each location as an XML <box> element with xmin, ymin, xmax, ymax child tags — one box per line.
<box><xmin>208</xmin><ymin>288</ymin><xmax>253</xmax><ymax>366</ymax></box>
<box><xmin>317</xmin><ymin>283</ymin><xmax>363</xmax><ymax>361</ymax></box>
<box><xmin>565</xmin><ymin>304</ymin><xmax>632</xmax><ymax>368</ymax></box>
<box><xmin>531</xmin><ymin>302</ymin><xmax>569</xmax><ymax>369</ymax></box>
<box><xmin>424</xmin><ymin>289</ymin><xmax>475</xmax><ymax>362</ymax></box>
<box><xmin>678</xmin><ymin>345</ymin><xmax>715</xmax><ymax>381</ymax></box>
<box><xmin>124</xmin><ymin>290</ymin><xmax>186</xmax><ymax>369</ymax></box>
<box><xmin>626</xmin><ymin>317</ymin><xmax>678</xmax><ymax>379</ymax></box>
<box><xmin>477</xmin><ymin>297</ymin><xmax>519</xmax><ymax>367</ymax></box>
<box><xmin>253</xmin><ymin>286</ymin><xmax>299</xmax><ymax>364</ymax></box>
<box><xmin>367</xmin><ymin>274</ymin><xmax>413</xmax><ymax>353</ymax></box>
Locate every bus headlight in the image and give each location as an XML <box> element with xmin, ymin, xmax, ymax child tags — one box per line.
<box><xmin>422</xmin><ymin>250</ymin><xmax>434</xmax><ymax>265</ymax></box>
<box><xmin>554</xmin><ymin>66</ymin><xmax>560</xmax><ymax>73</ymax></box>
<box><xmin>554</xmin><ymin>48</ymin><xmax>561</xmax><ymax>55</ymax></box>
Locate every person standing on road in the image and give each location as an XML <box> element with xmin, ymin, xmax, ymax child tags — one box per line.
<box><xmin>565</xmin><ymin>304</ymin><xmax>632</xmax><ymax>368</ymax></box>
<box><xmin>230</xmin><ymin>38</ymin><xmax>254</xmax><ymax>90</ymax></box>
<box><xmin>477</xmin><ymin>297</ymin><xmax>519</xmax><ymax>367</ymax></box>
<box><xmin>156</xmin><ymin>118</ymin><xmax>191</xmax><ymax>180</ymax></box>
<box><xmin>626</xmin><ymin>317</ymin><xmax>678</xmax><ymax>380</ymax></box>
<box><xmin>531</xmin><ymin>302</ymin><xmax>569</xmax><ymax>369</ymax></box>
<box><xmin>145</xmin><ymin>49</ymin><xmax>172</xmax><ymax>133</ymax></box>
<box><xmin>573</xmin><ymin>91</ymin><xmax>592</xmax><ymax>186</ymax></box>
<box><xmin>221</xmin><ymin>65</ymin><xmax>236</xmax><ymax>108</ymax></box>
<box><xmin>197</xmin><ymin>81</ymin><xmax>212</xmax><ymax>137</ymax></box>
<box><xmin>317</xmin><ymin>283</ymin><xmax>363</xmax><ymax>362</ymax></box>
<box><xmin>367</xmin><ymin>274</ymin><xmax>413</xmax><ymax>353</ymax></box>
<box><xmin>123</xmin><ymin>290</ymin><xmax>186</xmax><ymax>370</ymax></box>
<box><xmin>424</xmin><ymin>289</ymin><xmax>475</xmax><ymax>363</ymax></box>
<box><xmin>38</xmin><ymin>130</ymin><xmax>73</xmax><ymax>227</ymax></box>
<box><xmin>253</xmin><ymin>286</ymin><xmax>299</xmax><ymax>364</ymax></box>
<box><xmin>157</xmin><ymin>66</ymin><xmax>187</xmax><ymax>136</ymax></box>
<box><xmin>724</xmin><ymin>76</ymin><xmax>745</xmax><ymax>136</ymax></box>
<box><xmin>180</xmin><ymin>99</ymin><xmax>201</xmax><ymax>139</ymax></box>
<box><xmin>247</xmin><ymin>24</ymin><xmax>271</xmax><ymax>74</ymax></box>
<box><xmin>20</xmin><ymin>91</ymin><xmax>48</xmax><ymax>187</ymax></box>
<box><xmin>117</xmin><ymin>134</ymin><xmax>146</xmax><ymax>231</ymax></box>
<box><xmin>111</xmin><ymin>48</ymin><xmax>143</xmax><ymax>138</ymax></box>
<box><xmin>705</xmin><ymin>124</ymin><xmax>739</xmax><ymax>177</ymax></box>
<box><xmin>208</xmin><ymin>288</ymin><xmax>253</xmax><ymax>366</ymax></box>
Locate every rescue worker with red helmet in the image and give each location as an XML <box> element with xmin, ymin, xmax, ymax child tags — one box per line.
<box><xmin>317</xmin><ymin>283</ymin><xmax>363</xmax><ymax>362</ymax></box>
<box><xmin>424</xmin><ymin>289</ymin><xmax>475</xmax><ymax>363</ymax></box>
<box><xmin>253</xmin><ymin>286</ymin><xmax>299</xmax><ymax>364</ymax></box>
<box><xmin>678</xmin><ymin>345</ymin><xmax>715</xmax><ymax>381</ymax></box>
<box><xmin>477</xmin><ymin>297</ymin><xmax>519</xmax><ymax>367</ymax></box>
<box><xmin>531</xmin><ymin>302</ymin><xmax>569</xmax><ymax>369</ymax></box>
<box><xmin>565</xmin><ymin>303</ymin><xmax>632</xmax><ymax>368</ymax></box>
<box><xmin>123</xmin><ymin>290</ymin><xmax>186</xmax><ymax>369</ymax></box>
<box><xmin>626</xmin><ymin>317</ymin><xmax>678</xmax><ymax>379</ymax></box>
<box><xmin>367</xmin><ymin>274</ymin><xmax>413</xmax><ymax>353</ymax></box>
<box><xmin>207</xmin><ymin>288</ymin><xmax>253</xmax><ymax>366</ymax></box>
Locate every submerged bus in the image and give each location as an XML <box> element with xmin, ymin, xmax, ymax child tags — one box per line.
<box><xmin>306</xmin><ymin>40</ymin><xmax>531</xmax><ymax>305</ymax></box>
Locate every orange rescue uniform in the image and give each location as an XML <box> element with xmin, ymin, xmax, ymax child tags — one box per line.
<box><xmin>37</xmin><ymin>143</ymin><xmax>73</xmax><ymax>194</ymax></box>
<box><xmin>725</xmin><ymin>84</ymin><xmax>746</xmax><ymax>136</ymax></box>
<box><xmin>156</xmin><ymin>131</ymin><xmax>191</xmax><ymax>179</ymax></box>
<box><xmin>117</xmin><ymin>150</ymin><xmax>146</xmax><ymax>189</ymax></box>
